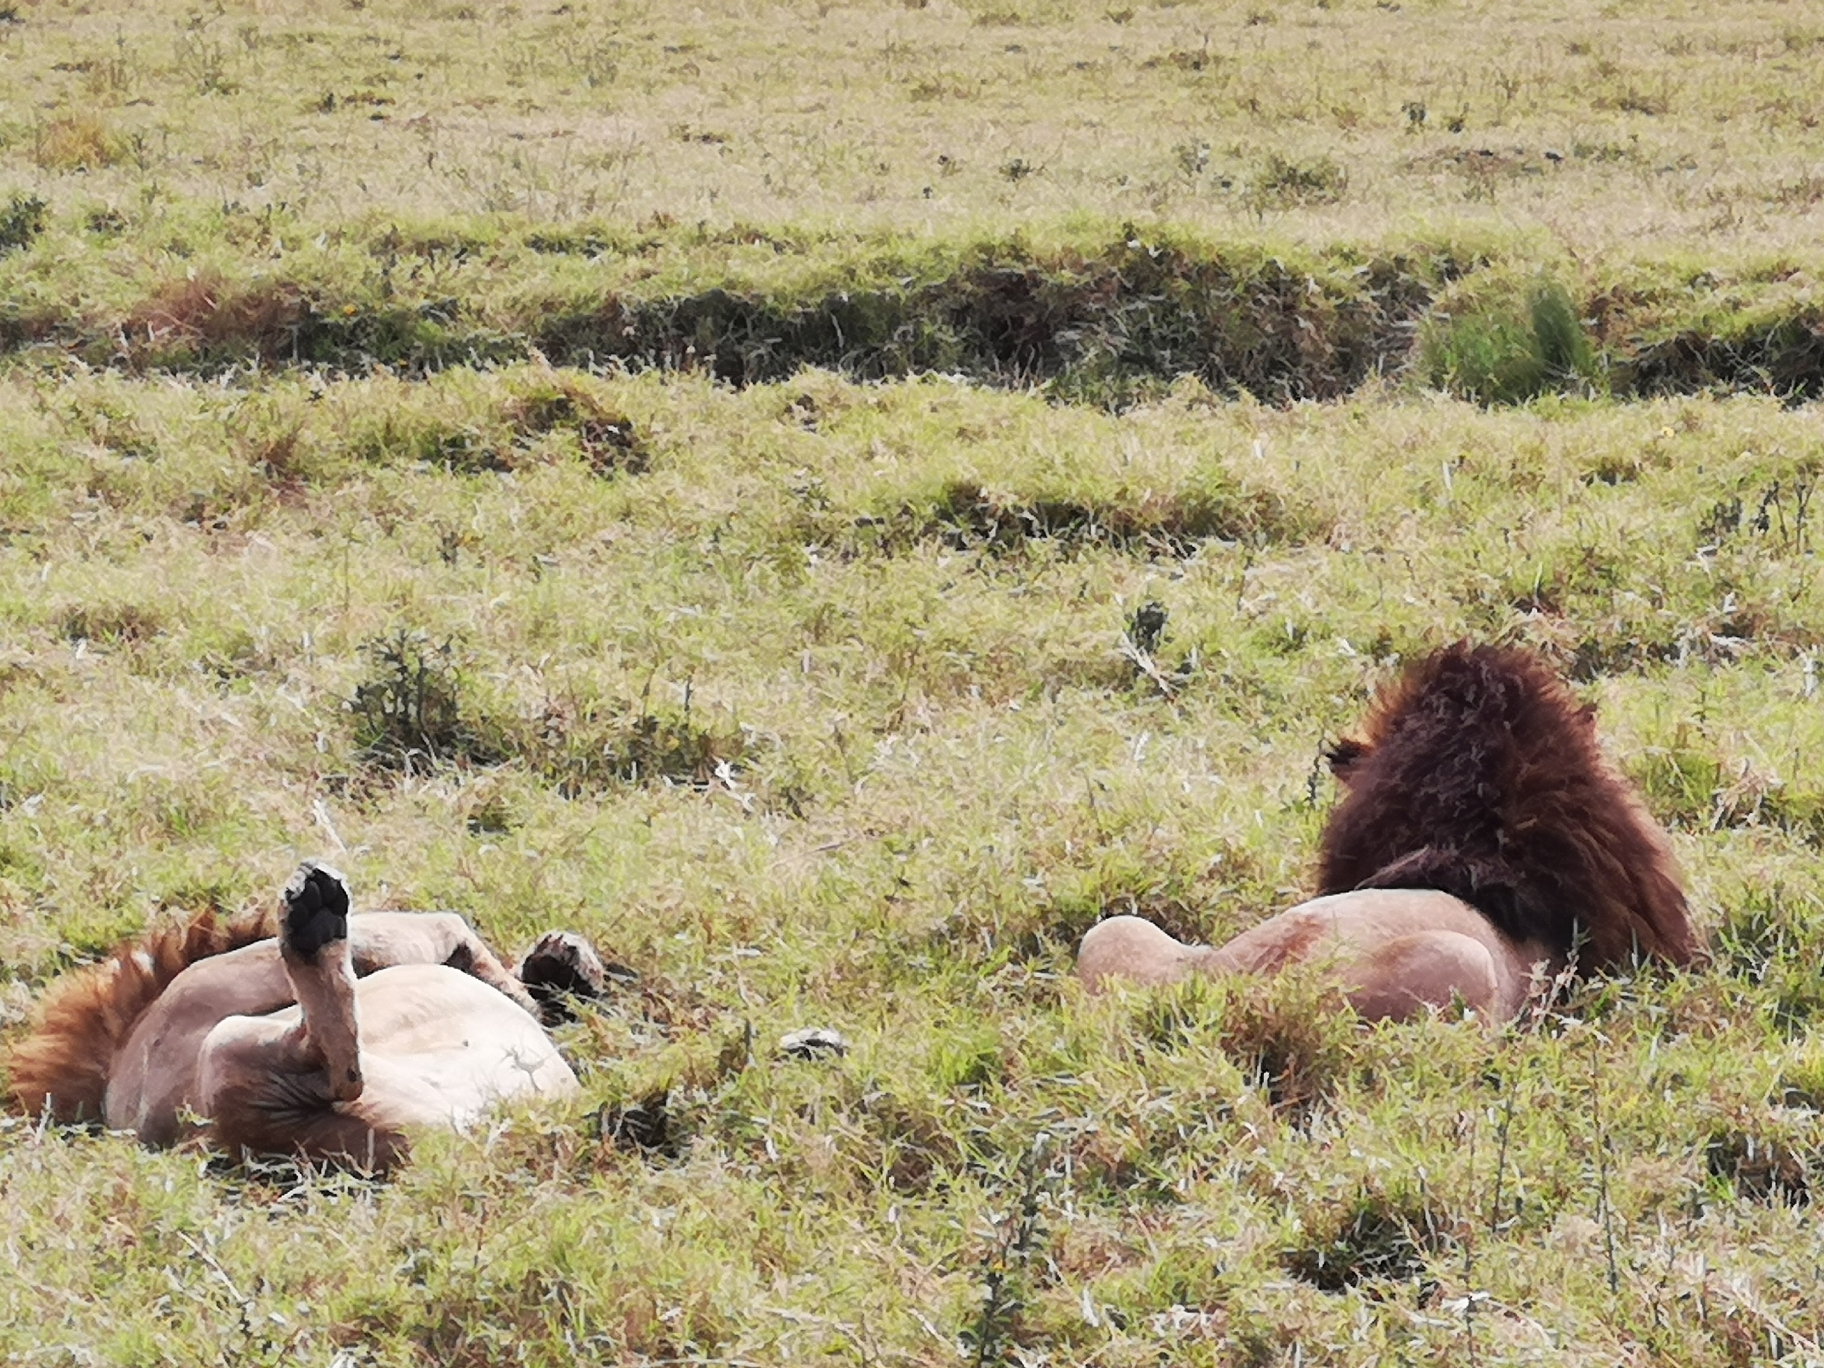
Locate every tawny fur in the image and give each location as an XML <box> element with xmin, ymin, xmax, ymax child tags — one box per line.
<box><xmin>7</xmin><ymin>907</ymin><xmax>277</xmax><ymax>1124</ymax></box>
<box><xmin>1318</xmin><ymin>641</ymin><xmax>1695</xmax><ymax>970</ymax></box>
<box><xmin>6</xmin><ymin>875</ymin><xmax>599</xmax><ymax>1168</ymax></box>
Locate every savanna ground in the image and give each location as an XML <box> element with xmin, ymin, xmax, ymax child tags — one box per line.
<box><xmin>2</xmin><ymin>0</ymin><xmax>1824</xmax><ymax>1364</ymax></box>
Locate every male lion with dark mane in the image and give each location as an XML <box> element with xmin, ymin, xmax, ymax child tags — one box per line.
<box><xmin>1078</xmin><ymin>642</ymin><xmax>1696</xmax><ymax>1021</ymax></box>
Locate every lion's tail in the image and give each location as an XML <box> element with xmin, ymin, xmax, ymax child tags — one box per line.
<box><xmin>6</xmin><ymin>907</ymin><xmax>276</xmax><ymax>1124</ymax></box>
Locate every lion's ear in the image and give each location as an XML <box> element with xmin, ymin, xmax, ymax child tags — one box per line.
<box><xmin>1326</xmin><ymin>737</ymin><xmax>1372</xmax><ymax>785</ymax></box>
<box><xmin>1577</xmin><ymin>702</ymin><xmax>1599</xmax><ymax>730</ymax></box>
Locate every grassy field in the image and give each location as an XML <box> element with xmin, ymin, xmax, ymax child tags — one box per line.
<box><xmin>4</xmin><ymin>0</ymin><xmax>1824</xmax><ymax>250</ymax></box>
<box><xmin>1</xmin><ymin>0</ymin><xmax>1823</xmax><ymax>401</ymax></box>
<box><xmin>4</xmin><ymin>1</ymin><xmax>1824</xmax><ymax>1365</ymax></box>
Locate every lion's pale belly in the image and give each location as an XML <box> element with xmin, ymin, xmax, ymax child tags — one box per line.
<box><xmin>349</xmin><ymin>965</ymin><xmax>578</xmax><ymax>1130</ymax></box>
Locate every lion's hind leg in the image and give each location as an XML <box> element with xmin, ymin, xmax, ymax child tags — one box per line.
<box><xmin>1077</xmin><ymin>915</ymin><xmax>1217</xmax><ymax>992</ymax></box>
<box><xmin>1342</xmin><ymin>930</ymin><xmax>1510</xmax><ymax>1023</ymax></box>
<box><xmin>196</xmin><ymin>1014</ymin><xmax>405</xmax><ymax>1171</ymax></box>
<box><xmin>515</xmin><ymin>931</ymin><xmax>608</xmax><ymax>1025</ymax></box>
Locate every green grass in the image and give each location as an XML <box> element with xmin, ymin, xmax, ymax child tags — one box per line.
<box><xmin>2</xmin><ymin>218</ymin><xmax>1820</xmax><ymax>401</ymax></box>
<box><xmin>6</xmin><ymin>0</ymin><xmax>1824</xmax><ymax>1363</ymax></box>
<box><xmin>1421</xmin><ymin>275</ymin><xmax>1601</xmax><ymax>404</ymax></box>
<box><xmin>5</xmin><ymin>369</ymin><xmax>1824</xmax><ymax>1362</ymax></box>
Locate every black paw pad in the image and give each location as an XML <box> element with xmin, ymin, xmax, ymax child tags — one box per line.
<box><xmin>517</xmin><ymin>931</ymin><xmax>616</xmax><ymax>1024</ymax></box>
<box><xmin>282</xmin><ymin>859</ymin><xmax>351</xmax><ymax>958</ymax></box>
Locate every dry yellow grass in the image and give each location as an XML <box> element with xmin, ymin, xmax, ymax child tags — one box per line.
<box><xmin>0</xmin><ymin>0</ymin><xmax>1821</xmax><ymax>256</ymax></box>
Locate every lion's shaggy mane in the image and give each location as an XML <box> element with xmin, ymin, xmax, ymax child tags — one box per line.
<box><xmin>1318</xmin><ymin>642</ymin><xmax>1695</xmax><ymax>970</ymax></box>
<box><xmin>7</xmin><ymin>907</ymin><xmax>277</xmax><ymax>1124</ymax></box>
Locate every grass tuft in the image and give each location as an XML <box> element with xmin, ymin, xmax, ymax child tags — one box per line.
<box><xmin>964</xmin><ymin>1134</ymin><xmax>1055</xmax><ymax>1366</ymax></box>
<box><xmin>501</xmin><ymin>375</ymin><xmax>649</xmax><ymax>475</ymax></box>
<box><xmin>0</xmin><ymin>193</ymin><xmax>46</xmax><ymax>257</ymax></box>
<box><xmin>1137</xmin><ymin>971</ymin><xmax>1359</xmax><ymax>1111</ymax></box>
<box><xmin>1706</xmin><ymin>1119</ymin><xmax>1815</xmax><ymax>1206</ymax></box>
<box><xmin>30</xmin><ymin>114</ymin><xmax>124</xmax><ymax>171</ymax></box>
<box><xmin>593</xmin><ymin>1088</ymin><xmax>683</xmax><ymax>1159</ymax></box>
<box><xmin>908</xmin><ymin>478</ymin><xmax>1285</xmax><ymax>556</ymax></box>
<box><xmin>349</xmin><ymin>631</ymin><xmax>493</xmax><ymax>771</ymax></box>
<box><xmin>524</xmin><ymin>691</ymin><xmax>749</xmax><ymax>796</ymax></box>
<box><xmin>57</xmin><ymin>600</ymin><xmax>164</xmax><ymax>648</ymax></box>
<box><xmin>1421</xmin><ymin>276</ymin><xmax>1597</xmax><ymax>404</ymax></box>
<box><xmin>347</xmin><ymin>632</ymin><xmax>746</xmax><ymax>792</ymax></box>
<box><xmin>1248</xmin><ymin>153</ymin><xmax>1349</xmax><ymax>210</ymax></box>
<box><xmin>1283</xmin><ymin>1186</ymin><xmax>1443</xmax><ymax>1291</ymax></box>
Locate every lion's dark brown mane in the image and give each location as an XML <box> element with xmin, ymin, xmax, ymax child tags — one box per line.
<box><xmin>1317</xmin><ymin>642</ymin><xmax>1695</xmax><ymax>970</ymax></box>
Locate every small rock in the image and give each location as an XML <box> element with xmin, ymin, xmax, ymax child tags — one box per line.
<box><xmin>779</xmin><ymin>1027</ymin><xmax>849</xmax><ymax>1060</ymax></box>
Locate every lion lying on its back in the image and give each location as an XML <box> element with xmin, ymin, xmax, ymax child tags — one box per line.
<box><xmin>8</xmin><ymin>862</ymin><xmax>607</xmax><ymax>1170</ymax></box>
